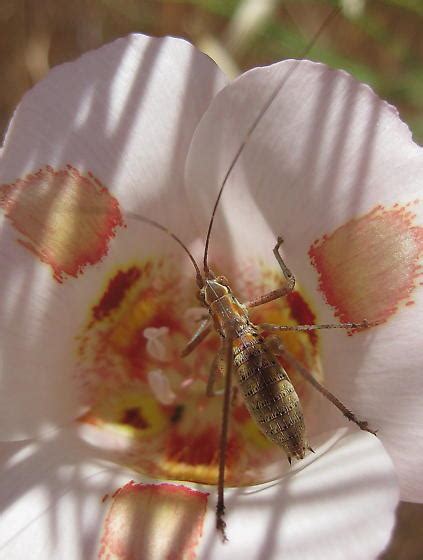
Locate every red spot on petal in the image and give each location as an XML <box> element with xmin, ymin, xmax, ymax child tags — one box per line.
<box><xmin>167</xmin><ymin>426</ymin><xmax>240</xmax><ymax>469</ymax></box>
<box><xmin>232</xmin><ymin>403</ymin><xmax>251</xmax><ymax>423</ymax></box>
<box><xmin>309</xmin><ymin>204</ymin><xmax>423</xmax><ymax>325</ymax></box>
<box><xmin>93</xmin><ymin>267</ymin><xmax>141</xmax><ymax>321</ymax></box>
<box><xmin>0</xmin><ymin>165</ymin><xmax>123</xmax><ymax>282</ymax></box>
<box><xmin>286</xmin><ymin>291</ymin><xmax>317</xmax><ymax>345</ymax></box>
<box><xmin>98</xmin><ymin>481</ymin><xmax>208</xmax><ymax>560</ymax></box>
<box><xmin>121</xmin><ymin>407</ymin><xmax>150</xmax><ymax>430</ymax></box>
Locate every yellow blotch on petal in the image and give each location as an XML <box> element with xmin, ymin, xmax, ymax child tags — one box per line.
<box><xmin>98</xmin><ymin>482</ymin><xmax>208</xmax><ymax>560</ymax></box>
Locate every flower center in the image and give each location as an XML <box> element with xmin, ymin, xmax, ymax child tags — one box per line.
<box><xmin>76</xmin><ymin>258</ymin><xmax>321</xmax><ymax>486</ymax></box>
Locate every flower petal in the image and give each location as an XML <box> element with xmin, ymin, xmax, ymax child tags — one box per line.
<box><xmin>98</xmin><ymin>481</ymin><xmax>208</xmax><ymax>560</ymax></box>
<box><xmin>0</xmin><ymin>431</ymin><xmax>113</xmax><ymax>559</ymax></box>
<box><xmin>0</xmin><ymin>34</ymin><xmax>227</xmax><ymax>440</ymax></box>
<box><xmin>199</xmin><ymin>430</ymin><xmax>398</xmax><ymax>560</ymax></box>
<box><xmin>1</xmin><ymin>34</ymin><xmax>227</xmax><ymax>223</ymax></box>
<box><xmin>0</xmin><ymin>429</ymin><xmax>398</xmax><ymax>560</ymax></box>
<box><xmin>185</xmin><ymin>59</ymin><xmax>420</xmax><ymax>263</ymax></box>
<box><xmin>0</xmin><ymin>430</ymin><xmax>209</xmax><ymax>560</ymax></box>
<box><xmin>185</xmin><ymin>59</ymin><xmax>423</xmax><ymax>500</ymax></box>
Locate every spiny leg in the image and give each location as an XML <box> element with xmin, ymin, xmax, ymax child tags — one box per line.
<box><xmin>245</xmin><ymin>237</ymin><xmax>295</xmax><ymax>308</ymax></box>
<box><xmin>216</xmin><ymin>336</ymin><xmax>234</xmax><ymax>542</ymax></box>
<box><xmin>259</xmin><ymin>319</ymin><xmax>371</xmax><ymax>333</ymax></box>
<box><xmin>181</xmin><ymin>318</ymin><xmax>212</xmax><ymax>357</ymax></box>
<box><xmin>267</xmin><ymin>336</ymin><xmax>377</xmax><ymax>436</ymax></box>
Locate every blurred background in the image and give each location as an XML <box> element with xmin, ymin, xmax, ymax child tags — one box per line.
<box><xmin>0</xmin><ymin>0</ymin><xmax>422</xmax><ymax>144</ymax></box>
<box><xmin>0</xmin><ymin>0</ymin><xmax>422</xmax><ymax>558</ymax></box>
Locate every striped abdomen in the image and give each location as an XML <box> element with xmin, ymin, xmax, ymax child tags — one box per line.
<box><xmin>233</xmin><ymin>330</ymin><xmax>307</xmax><ymax>460</ymax></box>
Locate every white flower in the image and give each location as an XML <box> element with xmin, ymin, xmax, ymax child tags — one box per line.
<box><xmin>1</xmin><ymin>32</ymin><xmax>422</xmax><ymax>559</ymax></box>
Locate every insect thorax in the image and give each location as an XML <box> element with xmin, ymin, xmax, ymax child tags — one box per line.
<box><xmin>204</xmin><ymin>279</ymin><xmax>249</xmax><ymax>338</ymax></box>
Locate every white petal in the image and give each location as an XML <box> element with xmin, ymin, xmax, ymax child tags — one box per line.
<box><xmin>185</xmin><ymin>59</ymin><xmax>423</xmax><ymax>501</ymax></box>
<box><xmin>0</xmin><ymin>432</ymin><xmax>117</xmax><ymax>560</ymax></box>
<box><xmin>0</xmin><ymin>34</ymin><xmax>227</xmax><ymax>440</ymax></box>
<box><xmin>1</xmin><ymin>34</ymin><xmax>227</xmax><ymax>227</ymax></box>
<box><xmin>199</xmin><ymin>430</ymin><xmax>398</xmax><ymax>560</ymax></box>
<box><xmin>0</xmin><ymin>431</ymin><xmax>208</xmax><ymax>560</ymax></box>
<box><xmin>185</xmin><ymin>59</ymin><xmax>420</xmax><ymax>264</ymax></box>
<box><xmin>0</xmin><ymin>429</ymin><xmax>397</xmax><ymax>560</ymax></box>
<box><xmin>315</xmin><ymin>311</ymin><xmax>423</xmax><ymax>502</ymax></box>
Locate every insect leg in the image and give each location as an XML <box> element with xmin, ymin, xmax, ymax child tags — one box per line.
<box><xmin>216</xmin><ymin>335</ymin><xmax>234</xmax><ymax>542</ymax></box>
<box><xmin>269</xmin><ymin>337</ymin><xmax>377</xmax><ymax>436</ymax></box>
<box><xmin>206</xmin><ymin>345</ymin><xmax>226</xmax><ymax>397</ymax></box>
<box><xmin>259</xmin><ymin>320</ymin><xmax>372</xmax><ymax>332</ymax></box>
<box><xmin>245</xmin><ymin>237</ymin><xmax>295</xmax><ymax>308</ymax></box>
<box><xmin>181</xmin><ymin>318</ymin><xmax>212</xmax><ymax>357</ymax></box>
<box><xmin>207</xmin><ymin>349</ymin><xmax>242</xmax><ymax>409</ymax></box>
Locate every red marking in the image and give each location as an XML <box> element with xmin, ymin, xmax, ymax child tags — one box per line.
<box><xmin>76</xmin><ymin>261</ymin><xmax>189</xmax><ymax>402</ymax></box>
<box><xmin>120</xmin><ymin>407</ymin><xmax>149</xmax><ymax>430</ymax></box>
<box><xmin>111</xmin><ymin>488</ymin><xmax>122</xmax><ymax>499</ymax></box>
<box><xmin>98</xmin><ymin>481</ymin><xmax>208</xmax><ymax>560</ymax></box>
<box><xmin>110</xmin><ymin>482</ymin><xmax>135</xmax><ymax>500</ymax></box>
<box><xmin>233</xmin><ymin>403</ymin><xmax>250</xmax><ymax>423</ymax></box>
<box><xmin>167</xmin><ymin>426</ymin><xmax>240</xmax><ymax>469</ymax></box>
<box><xmin>309</xmin><ymin>204</ymin><xmax>423</xmax><ymax>325</ymax></box>
<box><xmin>286</xmin><ymin>291</ymin><xmax>318</xmax><ymax>345</ymax></box>
<box><xmin>0</xmin><ymin>165</ymin><xmax>123</xmax><ymax>282</ymax></box>
<box><xmin>93</xmin><ymin>267</ymin><xmax>141</xmax><ymax>321</ymax></box>
<box><xmin>169</xmin><ymin>404</ymin><xmax>184</xmax><ymax>424</ymax></box>
<box><xmin>102</xmin><ymin>494</ymin><xmax>109</xmax><ymax>503</ymax></box>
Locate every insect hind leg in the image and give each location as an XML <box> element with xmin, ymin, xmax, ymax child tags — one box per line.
<box><xmin>266</xmin><ymin>335</ymin><xmax>377</xmax><ymax>436</ymax></box>
<box><xmin>259</xmin><ymin>319</ymin><xmax>371</xmax><ymax>333</ymax></box>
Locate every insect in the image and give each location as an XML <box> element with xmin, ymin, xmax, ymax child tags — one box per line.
<box><xmin>124</xmin><ymin>6</ymin><xmax>377</xmax><ymax>542</ymax></box>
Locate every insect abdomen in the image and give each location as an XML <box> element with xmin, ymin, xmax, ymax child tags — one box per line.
<box><xmin>233</xmin><ymin>332</ymin><xmax>307</xmax><ymax>460</ymax></box>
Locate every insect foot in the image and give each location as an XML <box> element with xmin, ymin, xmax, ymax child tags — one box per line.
<box><xmin>216</xmin><ymin>504</ymin><xmax>229</xmax><ymax>543</ymax></box>
<box><xmin>345</xmin><ymin>413</ymin><xmax>378</xmax><ymax>437</ymax></box>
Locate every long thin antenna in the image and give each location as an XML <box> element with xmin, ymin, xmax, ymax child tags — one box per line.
<box><xmin>203</xmin><ymin>6</ymin><xmax>341</xmax><ymax>274</ymax></box>
<box><xmin>126</xmin><ymin>211</ymin><xmax>204</xmax><ymax>287</ymax></box>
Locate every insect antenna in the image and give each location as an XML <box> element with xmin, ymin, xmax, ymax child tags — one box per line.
<box><xmin>202</xmin><ymin>6</ymin><xmax>341</xmax><ymax>276</ymax></box>
<box><xmin>125</xmin><ymin>210</ymin><xmax>204</xmax><ymax>288</ymax></box>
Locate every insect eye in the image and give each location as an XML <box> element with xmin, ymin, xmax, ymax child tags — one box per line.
<box><xmin>216</xmin><ymin>275</ymin><xmax>230</xmax><ymax>288</ymax></box>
